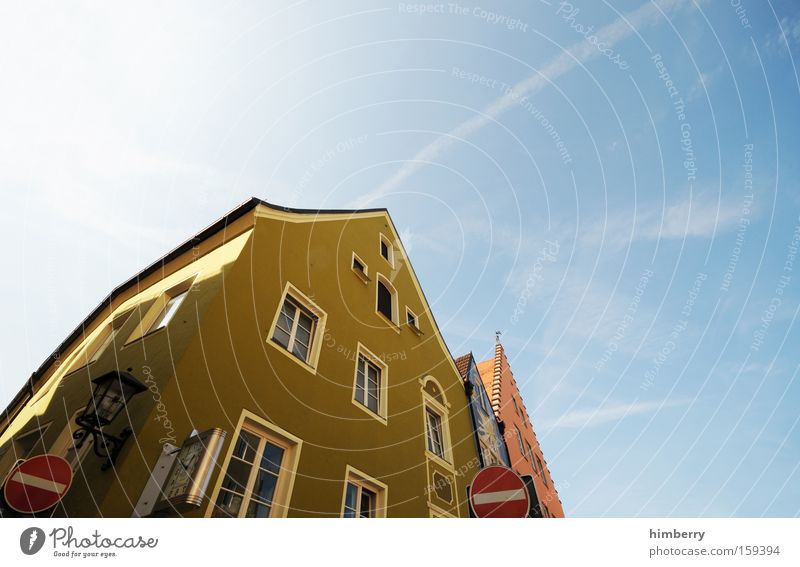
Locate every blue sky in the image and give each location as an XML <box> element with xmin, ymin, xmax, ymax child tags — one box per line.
<box><xmin>1</xmin><ymin>0</ymin><xmax>799</xmax><ymax>517</ymax></box>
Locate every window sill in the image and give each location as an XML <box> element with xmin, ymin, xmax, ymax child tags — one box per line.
<box><xmin>408</xmin><ymin>324</ymin><xmax>423</xmax><ymax>336</ymax></box>
<box><xmin>266</xmin><ymin>337</ymin><xmax>318</xmax><ymax>375</ymax></box>
<box><xmin>425</xmin><ymin>450</ymin><xmax>454</xmax><ymax>472</ymax></box>
<box><xmin>352</xmin><ymin>268</ymin><xmax>371</xmax><ymax>285</ymax></box>
<box><xmin>374</xmin><ymin>311</ymin><xmax>401</xmax><ymax>334</ymax></box>
<box><xmin>351</xmin><ymin>399</ymin><xmax>388</xmax><ymax>426</ymax></box>
<box><xmin>428</xmin><ymin>504</ymin><xmax>456</xmax><ymax>518</ymax></box>
<box><xmin>122</xmin><ymin>326</ymin><xmax>167</xmax><ymax>349</ymax></box>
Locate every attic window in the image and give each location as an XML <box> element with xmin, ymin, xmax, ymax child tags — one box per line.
<box><xmin>379</xmin><ymin>234</ymin><xmax>394</xmax><ymax>266</ymax></box>
<box><xmin>351</xmin><ymin>252</ymin><xmax>369</xmax><ymax>283</ymax></box>
<box><xmin>406</xmin><ymin>307</ymin><xmax>422</xmax><ymax>335</ymax></box>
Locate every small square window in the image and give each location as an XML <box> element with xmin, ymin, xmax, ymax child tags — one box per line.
<box><xmin>351</xmin><ymin>253</ymin><xmax>370</xmax><ymax>283</ymax></box>
<box><xmin>406</xmin><ymin>307</ymin><xmax>421</xmax><ymax>331</ymax></box>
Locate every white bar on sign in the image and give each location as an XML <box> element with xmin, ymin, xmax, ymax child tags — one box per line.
<box><xmin>11</xmin><ymin>471</ymin><xmax>66</xmax><ymax>494</ymax></box>
<box><xmin>473</xmin><ymin>489</ymin><xmax>527</xmax><ymax>505</ymax></box>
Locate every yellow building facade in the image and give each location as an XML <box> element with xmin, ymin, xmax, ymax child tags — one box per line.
<box><xmin>0</xmin><ymin>200</ymin><xmax>478</xmax><ymax>518</ymax></box>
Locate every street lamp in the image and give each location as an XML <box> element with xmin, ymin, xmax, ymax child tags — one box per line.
<box><xmin>74</xmin><ymin>371</ymin><xmax>147</xmax><ymax>471</ymax></box>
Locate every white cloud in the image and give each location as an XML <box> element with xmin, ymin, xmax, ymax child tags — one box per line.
<box><xmin>545</xmin><ymin>398</ymin><xmax>690</xmax><ymax>429</ymax></box>
<box><xmin>642</xmin><ymin>194</ymin><xmax>742</xmax><ymax>239</ymax></box>
<box><xmin>578</xmin><ymin>193</ymin><xmax>745</xmax><ymax>254</ymax></box>
<box><xmin>763</xmin><ymin>16</ymin><xmax>800</xmax><ymax>56</ymax></box>
<box><xmin>687</xmin><ymin>68</ymin><xmax>719</xmax><ymax>102</ymax></box>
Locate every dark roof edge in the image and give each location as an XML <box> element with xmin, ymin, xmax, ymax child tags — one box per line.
<box><xmin>256</xmin><ymin>200</ymin><xmax>387</xmax><ymax>216</ymax></box>
<box><xmin>2</xmin><ymin>197</ymin><xmax>389</xmax><ymax>428</ymax></box>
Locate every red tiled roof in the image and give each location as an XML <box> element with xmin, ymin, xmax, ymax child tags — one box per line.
<box><xmin>454</xmin><ymin>353</ymin><xmax>472</xmax><ymax>380</ymax></box>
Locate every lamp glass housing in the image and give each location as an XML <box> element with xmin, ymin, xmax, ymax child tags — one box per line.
<box><xmin>82</xmin><ymin>371</ymin><xmax>147</xmax><ymax>426</ymax></box>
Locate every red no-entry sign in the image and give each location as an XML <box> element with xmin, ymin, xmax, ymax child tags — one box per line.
<box><xmin>3</xmin><ymin>454</ymin><xmax>73</xmax><ymax>514</ymax></box>
<box><xmin>469</xmin><ymin>465</ymin><xmax>530</xmax><ymax>518</ymax></box>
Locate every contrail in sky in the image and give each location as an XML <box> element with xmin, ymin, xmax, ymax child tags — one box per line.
<box><xmin>362</xmin><ymin>0</ymin><xmax>692</xmax><ymax>203</ymax></box>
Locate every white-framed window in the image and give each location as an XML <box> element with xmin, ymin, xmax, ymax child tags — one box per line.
<box><xmin>379</xmin><ymin>233</ymin><xmax>394</xmax><ymax>267</ymax></box>
<box><xmin>405</xmin><ymin>307</ymin><xmax>422</xmax><ymax>334</ymax></box>
<box><xmin>126</xmin><ymin>277</ymin><xmax>196</xmax><ymax>344</ymax></box>
<box><xmin>149</xmin><ymin>290</ymin><xmax>189</xmax><ymax>332</ymax></box>
<box><xmin>375</xmin><ymin>274</ymin><xmax>399</xmax><ymax>327</ymax></box>
<box><xmin>525</xmin><ymin>441</ymin><xmax>534</xmax><ymax>463</ymax></box>
<box><xmin>426</xmin><ymin>408</ymin><xmax>445</xmax><ymax>458</ymax></box>
<box><xmin>341</xmin><ymin>466</ymin><xmax>388</xmax><ymax>518</ymax></box>
<box><xmin>208</xmin><ymin>412</ymin><xmax>303</xmax><ymax>518</ymax></box>
<box><xmin>272</xmin><ymin>298</ymin><xmax>316</xmax><ymax>362</ymax></box>
<box><xmin>421</xmin><ymin>377</ymin><xmax>452</xmax><ymax>467</ymax></box>
<box><xmin>355</xmin><ymin>356</ymin><xmax>380</xmax><ymax>414</ymax></box>
<box><xmin>512</xmin><ymin>397</ymin><xmax>521</xmax><ymax>417</ymax></box>
<box><xmin>49</xmin><ymin>409</ymin><xmax>94</xmax><ymax>470</ymax></box>
<box><xmin>344</xmin><ymin>482</ymin><xmax>376</xmax><ymax>518</ymax></box>
<box><xmin>351</xmin><ymin>344</ymin><xmax>388</xmax><ymax>423</ymax></box>
<box><xmin>267</xmin><ymin>283</ymin><xmax>327</xmax><ymax>372</ymax></box>
<box><xmin>351</xmin><ymin>252</ymin><xmax>370</xmax><ymax>283</ymax></box>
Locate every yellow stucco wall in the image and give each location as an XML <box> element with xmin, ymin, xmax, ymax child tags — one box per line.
<box><xmin>0</xmin><ymin>204</ymin><xmax>479</xmax><ymax>518</ymax></box>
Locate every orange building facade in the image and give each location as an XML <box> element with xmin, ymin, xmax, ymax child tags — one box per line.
<box><xmin>476</xmin><ymin>341</ymin><xmax>565</xmax><ymax>518</ymax></box>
